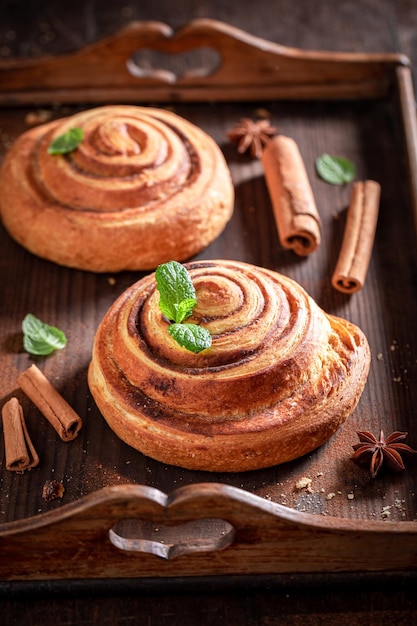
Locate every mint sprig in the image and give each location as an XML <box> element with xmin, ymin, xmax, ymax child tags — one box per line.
<box><xmin>156</xmin><ymin>261</ymin><xmax>197</xmax><ymax>323</ymax></box>
<box><xmin>22</xmin><ymin>314</ymin><xmax>67</xmax><ymax>356</ymax></box>
<box><xmin>168</xmin><ymin>323</ymin><xmax>212</xmax><ymax>353</ymax></box>
<box><xmin>48</xmin><ymin>127</ymin><xmax>84</xmax><ymax>155</ymax></box>
<box><xmin>316</xmin><ymin>153</ymin><xmax>356</xmax><ymax>185</ymax></box>
<box><xmin>155</xmin><ymin>261</ymin><xmax>212</xmax><ymax>353</ymax></box>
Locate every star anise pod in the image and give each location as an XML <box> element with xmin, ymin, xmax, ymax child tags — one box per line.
<box><xmin>351</xmin><ymin>430</ymin><xmax>416</xmax><ymax>478</ymax></box>
<box><xmin>227</xmin><ymin>118</ymin><xmax>277</xmax><ymax>159</ymax></box>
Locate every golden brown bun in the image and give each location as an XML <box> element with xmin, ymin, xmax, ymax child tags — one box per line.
<box><xmin>88</xmin><ymin>260</ymin><xmax>370</xmax><ymax>471</ymax></box>
<box><xmin>0</xmin><ymin>106</ymin><xmax>234</xmax><ymax>272</ymax></box>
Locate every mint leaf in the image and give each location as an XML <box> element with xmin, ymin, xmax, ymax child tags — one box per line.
<box><xmin>175</xmin><ymin>297</ymin><xmax>197</xmax><ymax>323</ymax></box>
<box><xmin>48</xmin><ymin>127</ymin><xmax>84</xmax><ymax>155</ymax></box>
<box><xmin>155</xmin><ymin>261</ymin><xmax>196</xmax><ymax>323</ymax></box>
<box><xmin>316</xmin><ymin>153</ymin><xmax>356</xmax><ymax>185</ymax></box>
<box><xmin>22</xmin><ymin>314</ymin><xmax>67</xmax><ymax>356</ymax></box>
<box><xmin>168</xmin><ymin>323</ymin><xmax>212</xmax><ymax>353</ymax></box>
<box><xmin>155</xmin><ymin>261</ymin><xmax>212</xmax><ymax>352</ymax></box>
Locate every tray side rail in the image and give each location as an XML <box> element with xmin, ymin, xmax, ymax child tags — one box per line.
<box><xmin>0</xmin><ymin>483</ymin><xmax>416</xmax><ymax>581</ymax></box>
<box><xmin>0</xmin><ymin>19</ymin><xmax>410</xmax><ymax>105</ymax></box>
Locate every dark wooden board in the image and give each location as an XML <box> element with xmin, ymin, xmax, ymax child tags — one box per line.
<box><xmin>1</xmin><ymin>93</ymin><xmax>416</xmax><ymax>537</ymax></box>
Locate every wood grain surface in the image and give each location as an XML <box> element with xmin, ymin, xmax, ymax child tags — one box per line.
<box><xmin>1</xmin><ymin>0</ymin><xmax>417</xmax><ymax>623</ymax></box>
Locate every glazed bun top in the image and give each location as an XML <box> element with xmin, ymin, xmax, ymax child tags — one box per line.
<box><xmin>0</xmin><ymin>106</ymin><xmax>234</xmax><ymax>271</ymax></box>
<box><xmin>88</xmin><ymin>259</ymin><xmax>371</xmax><ymax>471</ymax></box>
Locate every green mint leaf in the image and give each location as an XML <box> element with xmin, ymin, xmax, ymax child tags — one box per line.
<box><xmin>22</xmin><ymin>314</ymin><xmax>67</xmax><ymax>356</ymax></box>
<box><xmin>155</xmin><ymin>261</ymin><xmax>212</xmax><ymax>353</ymax></box>
<box><xmin>155</xmin><ymin>261</ymin><xmax>196</xmax><ymax>323</ymax></box>
<box><xmin>48</xmin><ymin>127</ymin><xmax>84</xmax><ymax>155</ymax></box>
<box><xmin>316</xmin><ymin>153</ymin><xmax>356</xmax><ymax>185</ymax></box>
<box><xmin>168</xmin><ymin>323</ymin><xmax>212</xmax><ymax>353</ymax></box>
<box><xmin>175</xmin><ymin>297</ymin><xmax>198</xmax><ymax>323</ymax></box>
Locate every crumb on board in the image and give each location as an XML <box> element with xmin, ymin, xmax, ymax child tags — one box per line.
<box><xmin>254</xmin><ymin>107</ymin><xmax>272</xmax><ymax>118</ymax></box>
<box><xmin>381</xmin><ymin>505</ymin><xmax>392</xmax><ymax>519</ymax></box>
<box><xmin>295</xmin><ymin>477</ymin><xmax>313</xmax><ymax>492</ymax></box>
<box><xmin>25</xmin><ymin>109</ymin><xmax>53</xmax><ymax>126</ymax></box>
<box><xmin>42</xmin><ymin>480</ymin><xmax>65</xmax><ymax>502</ymax></box>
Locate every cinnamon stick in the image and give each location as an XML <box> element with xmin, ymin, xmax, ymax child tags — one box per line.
<box><xmin>262</xmin><ymin>135</ymin><xmax>321</xmax><ymax>256</ymax></box>
<box><xmin>17</xmin><ymin>364</ymin><xmax>82</xmax><ymax>441</ymax></box>
<box><xmin>332</xmin><ymin>180</ymin><xmax>381</xmax><ymax>294</ymax></box>
<box><xmin>2</xmin><ymin>397</ymin><xmax>39</xmax><ymax>471</ymax></box>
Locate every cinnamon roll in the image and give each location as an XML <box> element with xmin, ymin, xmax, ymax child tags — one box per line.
<box><xmin>0</xmin><ymin>106</ymin><xmax>234</xmax><ymax>271</ymax></box>
<box><xmin>88</xmin><ymin>260</ymin><xmax>370</xmax><ymax>472</ymax></box>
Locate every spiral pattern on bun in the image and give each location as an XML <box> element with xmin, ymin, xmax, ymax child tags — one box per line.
<box><xmin>88</xmin><ymin>260</ymin><xmax>370</xmax><ymax>471</ymax></box>
<box><xmin>0</xmin><ymin>106</ymin><xmax>234</xmax><ymax>271</ymax></box>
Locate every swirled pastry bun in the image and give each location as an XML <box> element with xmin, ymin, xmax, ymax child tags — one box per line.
<box><xmin>88</xmin><ymin>260</ymin><xmax>370</xmax><ymax>472</ymax></box>
<box><xmin>0</xmin><ymin>106</ymin><xmax>234</xmax><ymax>272</ymax></box>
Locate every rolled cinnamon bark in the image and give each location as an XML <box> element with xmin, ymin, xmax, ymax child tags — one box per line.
<box><xmin>262</xmin><ymin>135</ymin><xmax>321</xmax><ymax>256</ymax></box>
<box><xmin>17</xmin><ymin>364</ymin><xmax>82</xmax><ymax>441</ymax></box>
<box><xmin>2</xmin><ymin>397</ymin><xmax>39</xmax><ymax>471</ymax></box>
<box><xmin>332</xmin><ymin>180</ymin><xmax>381</xmax><ymax>294</ymax></box>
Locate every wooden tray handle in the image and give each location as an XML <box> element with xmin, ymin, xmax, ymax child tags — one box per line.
<box><xmin>108</xmin><ymin>516</ymin><xmax>236</xmax><ymax>560</ymax></box>
<box><xmin>0</xmin><ymin>483</ymin><xmax>416</xmax><ymax>580</ymax></box>
<box><xmin>0</xmin><ymin>19</ymin><xmax>409</xmax><ymax>105</ymax></box>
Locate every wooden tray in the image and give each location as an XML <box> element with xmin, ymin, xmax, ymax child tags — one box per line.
<box><xmin>1</xmin><ymin>20</ymin><xmax>417</xmax><ymax>581</ymax></box>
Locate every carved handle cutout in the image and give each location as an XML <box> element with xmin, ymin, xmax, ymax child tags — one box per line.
<box><xmin>109</xmin><ymin>517</ymin><xmax>235</xmax><ymax>559</ymax></box>
<box><xmin>127</xmin><ymin>47</ymin><xmax>221</xmax><ymax>82</ymax></box>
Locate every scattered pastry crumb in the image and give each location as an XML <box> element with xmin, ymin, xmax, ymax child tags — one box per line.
<box><xmin>347</xmin><ymin>493</ymin><xmax>355</xmax><ymax>500</ymax></box>
<box><xmin>295</xmin><ymin>477</ymin><xmax>312</xmax><ymax>491</ymax></box>
<box><xmin>377</xmin><ymin>353</ymin><xmax>383</xmax><ymax>361</ymax></box>
<box><xmin>326</xmin><ymin>492</ymin><xmax>336</xmax><ymax>500</ymax></box>
<box><xmin>25</xmin><ymin>109</ymin><xmax>52</xmax><ymax>126</ymax></box>
<box><xmin>381</xmin><ymin>505</ymin><xmax>392</xmax><ymax>519</ymax></box>
<box><xmin>393</xmin><ymin>499</ymin><xmax>408</xmax><ymax>518</ymax></box>
<box><xmin>42</xmin><ymin>480</ymin><xmax>65</xmax><ymax>502</ymax></box>
<box><xmin>254</xmin><ymin>107</ymin><xmax>272</xmax><ymax>118</ymax></box>
<box><xmin>108</xmin><ymin>276</ymin><xmax>116</xmax><ymax>285</ymax></box>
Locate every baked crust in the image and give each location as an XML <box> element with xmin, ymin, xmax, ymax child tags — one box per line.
<box><xmin>88</xmin><ymin>260</ymin><xmax>371</xmax><ymax>471</ymax></box>
<box><xmin>0</xmin><ymin>106</ymin><xmax>234</xmax><ymax>272</ymax></box>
